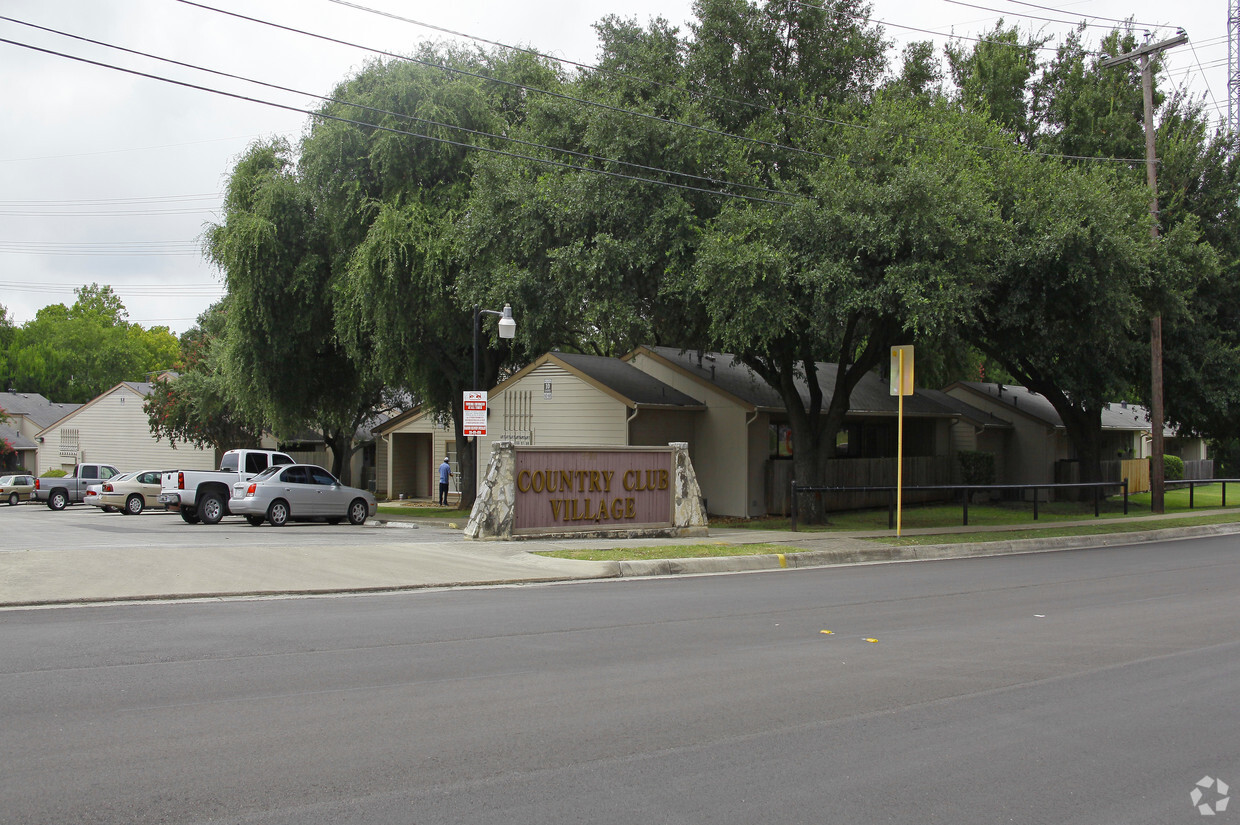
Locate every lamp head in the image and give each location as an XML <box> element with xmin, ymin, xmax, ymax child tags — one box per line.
<box><xmin>498</xmin><ymin>303</ymin><xmax>516</xmax><ymax>339</ymax></box>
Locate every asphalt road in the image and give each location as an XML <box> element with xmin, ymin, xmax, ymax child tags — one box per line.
<box><xmin>1</xmin><ymin>534</ymin><xmax>1238</xmax><ymax>824</ymax></box>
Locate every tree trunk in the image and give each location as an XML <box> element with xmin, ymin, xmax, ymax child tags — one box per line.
<box><xmin>454</xmin><ymin>421</ymin><xmax>477</xmax><ymax>512</ymax></box>
<box><xmin>324</xmin><ymin>427</ymin><xmax>352</xmax><ymax>486</ymax></box>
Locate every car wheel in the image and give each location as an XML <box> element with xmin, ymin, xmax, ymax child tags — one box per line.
<box><xmin>198</xmin><ymin>494</ymin><xmax>225</xmax><ymax>525</ymax></box>
<box><xmin>7</xmin><ymin>493</ymin><xmax>17</xmax><ymax>506</ymax></box>
<box><xmin>267</xmin><ymin>499</ymin><xmax>290</xmax><ymax>527</ymax></box>
<box><xmin>180</xmin><ymin>507</ymin><xmax>200</xmax><ymax>524</ymax></box>
<box><xmin>246</xmin><ymin>515</ymin><xmax>264</xmax><ymax>527</ymax></box>
<box><xmin>124</xmin><ymin>495</ymin><xmax>144</xmax><ymax>515</ymax></box>
<box><xmin>48</xmin><ymin>490</ymin><xmax>68</xmax><ymax>511</ymax></box>
<box><xmin>347</xmin><ymin>498</ymin><xmax>369</xmax><ymax>526</ymax></box>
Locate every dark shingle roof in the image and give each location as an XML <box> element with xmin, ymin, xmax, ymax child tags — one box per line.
<box><xmin>641</xmin><ymin>346</ymin><xmax>959</xmax><ymax>417</ymax></box>
<box><xmin>0</xmin><ymin>423</ymin><xmax>38</xmax><ymax>450</ymax></box>
<box><xmin>553</xmin><ymin>352</ymin><xmax>704</xmax><ymax>408</ymax></box>
<box><xmin>0</xmin><ymin>391</ymin><xmax>81</xmax><ymax>429</ymax></box>
<box><xmin>948</xmin><ymin>382</ymin><xmax>1175</xmax><ymax>434</ymax></box>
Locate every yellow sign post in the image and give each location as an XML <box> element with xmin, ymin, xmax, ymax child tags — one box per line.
<box><xmin>890</xmin><ymin>345</ymin><xmax>914</xmax><ymax>536</ymax></box>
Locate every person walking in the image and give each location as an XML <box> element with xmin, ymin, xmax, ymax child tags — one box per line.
<box><xmin>438</xmin><ymin>457</ymin><xmax>451</xmax><ymax>507</ymax></box>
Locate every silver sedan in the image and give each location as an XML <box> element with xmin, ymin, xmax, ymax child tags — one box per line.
<box><xmin>230</xmin><ymin>464</ymin><xmax>377</xmax><ymax>527</ymax></box>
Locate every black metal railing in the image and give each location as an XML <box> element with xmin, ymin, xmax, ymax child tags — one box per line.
<box><xmin>789</xmin><ymin>480</ymin><xmax>1130</xmax><ymax>531</ymax></box>
<box><xmin>790</xmin><ymin>477</ymin><xmax>1240</xmax><ymax>531</ymax></box>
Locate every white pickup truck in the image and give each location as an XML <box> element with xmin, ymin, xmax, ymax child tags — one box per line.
<box><xmin>159</xmin><ymin>448</ymin><xmax>294</xmax><ymax>524</ymax></box>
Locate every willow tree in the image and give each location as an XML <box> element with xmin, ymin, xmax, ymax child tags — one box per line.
<box><xmin>323</xmin><ymin>46</ymin><xmax>564</xmax><ymax>506</ymax></box>
<box><xmin>206</xmin><ymin>140</ymin><xmax>385</xmax><ymax>484</ymax></box>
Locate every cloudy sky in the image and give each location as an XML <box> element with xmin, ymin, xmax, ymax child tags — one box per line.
<box><xmin>0</xmin><ymin>0</ymin><xmax>1229</xmax><ymax>336</ymax></box>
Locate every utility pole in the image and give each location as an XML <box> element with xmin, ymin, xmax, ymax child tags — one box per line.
<box><xmin>1100</xmin><ymin>31</ymin><xmax>1187</xmax><ymax>515</ymax></box>
<box><xmin>1231</xmin><ymin>1</ymin><xmax>1240</xmax><ymax>135</ymax></box>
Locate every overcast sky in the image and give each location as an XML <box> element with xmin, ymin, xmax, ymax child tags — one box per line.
<box><xmin>0</xmin><ymin>0</ymin><xmax>1228</xmax><ymax>336</ymax></box>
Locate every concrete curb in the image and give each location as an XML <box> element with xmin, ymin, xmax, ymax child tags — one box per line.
<box><xmin>610</xmin><ymin>521</ymin><xmax>1240</xmax><ymax>578</ymax></box>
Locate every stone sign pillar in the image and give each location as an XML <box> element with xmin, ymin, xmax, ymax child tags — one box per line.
<box><xmin>465</xmin><ymin>442</ymin><xmax>708</xmax><ymax>541</ymax></box>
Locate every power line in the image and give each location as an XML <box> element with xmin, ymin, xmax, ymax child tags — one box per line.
<box><xmin>972</xmin><ymin>0</ymin><xmax>1171</xmax><ymax>30</ymax></box>
<box><xmin>0</xmin><ymin>35</ymin><xmax>797</xmax><ymax>207</ymax></box>
<box><xmin>311</xmin><ymin>0</ymin><xmax>1153</xmax><ymax>165</ymax></box>
<box><xmin>172</xmin><ymin>1</ymin><xmax>834</xmax><ymax>165</ymax></box>
<box><xmin>0</xmin><ymin>13</ymin><xmax>806</xmax><ymax>203</ymax></box>
<box><xmin>938</xmin><ymin>0</ymin><xmax>1155</xmax><ymax>32</ymax></box>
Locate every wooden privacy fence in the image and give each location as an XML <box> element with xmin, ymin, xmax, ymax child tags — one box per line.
<box><xmin>770</xmin><ymin>457</ymin><xmax>955</xmax><ymax>514</ymax></box>
<box><xmin>1100</xmin><ymin>459</ymin><xmax>1214</xmax><ymax>494</ymax></box>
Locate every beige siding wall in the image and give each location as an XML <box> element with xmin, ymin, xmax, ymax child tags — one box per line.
<box><xmin>36</xmin><ymin>386</ymin><xmax>215</xmax><ymax>475</ymax></box>
<box><xmin>945</xmin><ymin>389</ymin><xmax>1058</xmax><ymax>485</ymax></box>
<box><xmin>376</xmin><ymin>434</ymin><xmax>390</xmax><ymax>497</ymax></box>
<box><xmin>478</xmin><ymin>362</ymin><xmax>628</xmax><ymax>480</ymax></box>
<box><xmin>377</xmin><ymin>411</ymin><xmax>458</xmax><ymax>500</ymax></box>
<box><xmin>628</xmin><ymin>352</ymin><xmax>759</xmax><ymax>517</ymax></box>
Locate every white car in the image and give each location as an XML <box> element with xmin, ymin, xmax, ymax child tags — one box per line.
<box><xmin>90</xmin><ymin>470</ymin><xmax>165</xmax><ymax>515</ymax></box>
<box><xmin>230</xmin><ymin>464</ymin><xmax>377</xmax><ymax>527</ymax></box>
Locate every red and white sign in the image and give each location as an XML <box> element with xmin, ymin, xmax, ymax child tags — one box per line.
<box><xmin>463</xmin><ymin>391</ymin><xmax>488</xmax><ymax>436</ymax></box>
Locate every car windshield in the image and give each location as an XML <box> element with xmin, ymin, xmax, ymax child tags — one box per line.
<box><xmin>251</xmin><ymin>466</ymin><xmax>282</xmax><ymax>482</ymax></box>
<box><xmin>112</xmin><ymin>472</ymin><xmax>138</xmax><ymax>482</ymax></box>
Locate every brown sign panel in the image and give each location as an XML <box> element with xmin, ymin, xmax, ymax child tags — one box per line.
<box><xmin>514</xmin><ymin>447</ymin><xmax>673</xmax><ymax>533</ymax></box>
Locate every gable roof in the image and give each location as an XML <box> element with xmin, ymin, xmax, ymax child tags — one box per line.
<box><xmin>0</xmin><ymin>391</ymin><xmax>82</xmax><ymax>430</ymax></box>
<box><xmin>946</xmin><ymin>382</ymin><xmax>1176</xmax><ymax>435</ymax></box>
<box><xmin>547</xmin><ymin>352</ymin><xmax>704</xmax><ymax>409</ymax></box>
<box><xmin>33</xmin><ymin>381</ymin><xmax>149</xmax><ymax>437</ymax></box>
<box><xmin>630</xmin><ymin>346</ymin><xmax>960</xmax><ymax>418</ymax></box>
<box><xmin>918</xmin><ymin>389</ymin><xmax>1013</xmax><ymax>430</ymax></box>
<box><xmin>0</xmin><ymin>422</ymin><xmax>38</xmax><ymax>451</ymax></box>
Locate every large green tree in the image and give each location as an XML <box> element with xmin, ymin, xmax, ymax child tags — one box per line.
<box><xmin>144</xmin><ymin>301</ymin><xmax>265</xmax><ymax>455</ymax></box>
<box><xmin>326</xmin><ymin>47</ymin><xmax>565</xmax><ymax>505</ymax></box>
<box><xmin>206</xmin><ymin>140</ymin><xmax>386</xmax><ymax>484</ymax></box>
<box><xmin>684</xmin><ymin>97</ymin><xmax>1009</xmax><ymax>518</ymax></box>
<box><xmin>948</xmin><ymin>23</ymin><xmax>1220</xmax><ymax>481</ymax></box>
<box><xmin>4</xmin><ymin>285</ymin><xmax>179</xmax><ymax>403</ymax></box>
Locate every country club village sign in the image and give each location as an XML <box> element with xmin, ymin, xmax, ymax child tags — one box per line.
<box><xmin>465</xmin><ymin>442</ymin><xmax>709</xmax><ymax>540</ymax></box>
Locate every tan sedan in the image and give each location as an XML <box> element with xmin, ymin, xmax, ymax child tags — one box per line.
<box><xmin>0</xmin><ymin>474</ymin><xmax>35</xmax><ymax>506</ymax></box>
<box><xmin>91</xmin><ymin>470</ymin><xmax>165</xmax><ymax>515</ymax></box>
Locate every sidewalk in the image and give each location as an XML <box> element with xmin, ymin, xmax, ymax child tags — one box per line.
<box><xmin>2</xmin><ymin>510</ymin><xmax>1238</xmax><ymax>608</ymax></box>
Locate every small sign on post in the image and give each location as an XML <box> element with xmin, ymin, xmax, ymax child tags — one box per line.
<box><xmin>890</xmin><ymin>346</ymin><xmax>914</xmax><ymax>537</ymax></box>
<box><xmin>889</xmin><ymin>345</ymin><xmax>914</xmax><ymax>396</ymax></box>
<box><xmin>463</xmin><ymin>390</ymin><xmax>488</xmax><ymax>437</ymax></box>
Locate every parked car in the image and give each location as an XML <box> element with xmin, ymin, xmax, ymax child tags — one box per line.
<box><xmin>35</xmin><ymin>463</ymin><xmax>122</xmax><ymax>510</ymax></box>
<box><xmin>0</xmin><ymin>474</ymin><xmax>35</xmax><ymax>506</ymax></box>
<box><xmin>159</xmin><ymin>449</ymin><xmax>294</xmax><ymax>525</ymax></box>
<box><xmin>89</xmin><ymin>470</ymin><xmax>165</xmax><ymax>515</ymax></box>
<box><xmin>230</xmin><ymin>464</ymin><xmax>377</xmax><ymax>527</ymax></box>
<box><xmin>82</xmin><ymin>478</ymin><xmax>114</xmax><ymax>512</ymax></box>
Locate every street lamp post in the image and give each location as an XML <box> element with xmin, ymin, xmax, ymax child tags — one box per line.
<box><xmin>472</xmin><ymin>303</ymin><xmax>516</xmax><ymax>392</ymax></box>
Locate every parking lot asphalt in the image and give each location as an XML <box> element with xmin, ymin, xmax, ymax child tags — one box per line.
<box><xmin>2</xmin><ymin>503</ymin><xmax>1239</xmax><ymax>607</ymax></box>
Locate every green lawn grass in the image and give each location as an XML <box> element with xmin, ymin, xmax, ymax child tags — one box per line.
<box><xmin>872</xmin><ymin>512</ymin><xmax>1240</xmax><ymax>546</ymax></box>
<box><xmin>713</xmin><ymin>482</ymin><xmax>1240</xmax><ymax>532</ymax></box>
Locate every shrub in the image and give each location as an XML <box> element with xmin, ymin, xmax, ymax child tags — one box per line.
<box><xmin>957</xmin><ymin>450</ymin><xmax>996</xmax><ymax>485</ymax></box>
<box><xmin>1161</xmin><ymin>454</ymin><xmax>1185</xmax><ymax>481</ymax></box>
<box><xmin>40</xmin><ymin>469</ymin><xmax>67</xmax><ymax>478</ymax></box>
